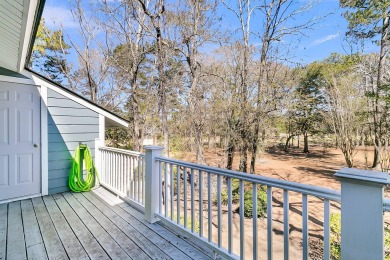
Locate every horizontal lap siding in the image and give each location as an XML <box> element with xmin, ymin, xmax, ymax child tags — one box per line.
<box><xmin>47</xmin><ymin>89</ymin><xmax>99</xmax><ymax>194</ymax></box>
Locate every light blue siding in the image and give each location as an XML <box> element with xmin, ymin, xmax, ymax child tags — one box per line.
<box><xmin>47</xmin><ymin>89</ymin><xmax>99</xmax><ymax>194</ymax></box>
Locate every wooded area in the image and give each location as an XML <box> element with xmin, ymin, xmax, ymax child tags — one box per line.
<box><xmin>31</xmin><ymin>0</ymin><xmax>390</xmax><ymax>173</ymax></box>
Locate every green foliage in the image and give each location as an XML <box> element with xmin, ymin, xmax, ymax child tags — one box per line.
<box><xmin>105</xmin><ymin>128</ymin><xmax>131</xmax><ymax>149</ymax></box>
<box><xmin>341</xmin><ymin>0</ymin><xmax>390</xmax><ymax>41</ymax></box>
<box><xmin>386</xmin><ymin>225</ymin><xmax>390</xmax><ymax>260</ymax></box>
<box><xmin>242</xmin><ymin>188</ymin><xmax>267</xmax><ymax>218</ymax></box>
<box><xmin>30</xmin><ymin>19</ymin><xmax>71</xmax><ymax>83</ymax></box>
<box><xmin>330</xmin><ymin>213</ymin><xmax>341</xmax><ymax>260</ymax></box>
<box><xmin>172</xmin><ymin>214</ymin><xmax>200</xmax><ymax>233</ymax></box>
<box><xmin>219</xmin><ymin>179</ymin><xmax>267</xmax><ymax>218</ymax></box>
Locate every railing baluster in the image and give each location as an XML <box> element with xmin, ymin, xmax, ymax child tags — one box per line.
<box><xmin>184</xmin><ymin>167</ymin><xmax>188</xmax><ymax>229</ymax></box>
<box><xmin>199</xmin><ymin>170</ymin><xmax>203</xmax><ymax>237</ymax></box>
<box><xmin>115</xmin><ymin>152</ymin><xmax>118</xmax><ymax>189</ymax></box>
<box><xmin>302</xmin><ymin>194</ymin><xmax>308</xmax><ymax>260</ymax></box>
<box><xmin>283</xmin><ymin>189</ymin><xmax>289</xmax><ymax>260</ymax></box>
<box><xmin>177</xmin><ymin>165</ymin><xmax>181</xmax><ymax>225</ymax></box>
<box><xmin>137</xmin><ymin>157</ymin><xmax>141</xmax><ymax>202</ymax></box>
<box><xmin>324</xmin><ymin>199</ymin><xmax>330</xmax><ymax>260</ymax></box>
<box><xmin>120</xmin><ymin>153</ymin><xmax>122</xmax><ymax>191</ymax></box>
<box><xmin>228</xmin><ymin>177</ymin><xmax>232</xmax><ymax>254</ymax></box>
<box><xmin>143</xmin><ymin>157</ymin><xmax>146</xmax><ymax>204</ymax></box>
<box><xmin>130</xmin><ymin>156</ymin><xmax>134</xmax><ymax>199</ymax></box>
<box><xmin>164</xmin><ymin>162</ymin><xmax>168</xmax><ymax>217</ymax></box>
<box><xmin>253</xmin><ymin>183</ymin><xmax>258</xmax><ymax>259</ymax></box>
<box><xmin>191</xmin><ymin>169</ymin><xmax>195</xmax><ymax>233</ymax></box>
<box><xmin>208</xmin><ymin>172</ymin><xmax>212</xmax><ymax>242</ymax></box>
<box><xmin>159</xmin><ymin>162</ymin><xmax>162</xmax><ymax>214</ymax></box>
<box><xmin>126</xmin><ymin>155</ymin><xmax>130</xmax><ymax>197</ymax></box>
<box><xmin>267</xmin><ymin>186</ymin><xmax>273</xmax><ymax>260</ymax></box>
<box><xmin>103</xmin><ymin>151</ymin><xmax>106</xmax><ymax>183</ymax></box>
<box><xmin>239</xmin><ymin>180</ymin><xmax>244</xmax><ymax>259</ymax></box>
<box><xmin>170</xmin><ymin>164</ymin><xmax>174</xmax><ymax>221</ymax></box>
<box><xmin>108</xmin><ymin>152</ymin><xmax>111</xmax><ymax>186</ymax></box>
<box><xmin>217</xmin><ymin>175</ymin><xmax>222</xmax><ymax>248</ymax></box>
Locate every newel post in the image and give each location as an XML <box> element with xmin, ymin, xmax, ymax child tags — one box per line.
<box><xmin>94</xmin><ymin>138</ymin><xmax>102</xmax><ymax>175</ymax></box>
<box><xmin>335</xmin><ymin>168</ymin><xmax>390</xmax><ymax>260</ymax></box>
<box><xmin>144</xmin><ymin>146</ymin><xmax>164</xmax><ymax>223</ymax></box>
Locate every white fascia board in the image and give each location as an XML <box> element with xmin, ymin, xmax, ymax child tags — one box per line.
<box><xmin>26</xmin><ymin>71</ymin><xmax>129</xmax><ymax>128</ymax></box>
<box><xmin>18</xmin><ymin>0</ymin><xmax>39</xmax><ymax>72</ymax></box>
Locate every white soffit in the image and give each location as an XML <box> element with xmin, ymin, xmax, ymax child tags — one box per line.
<box><xmin>0</xmin><ymin>0</ymin><xmax>38</xmax><ymax>72</ymax></box>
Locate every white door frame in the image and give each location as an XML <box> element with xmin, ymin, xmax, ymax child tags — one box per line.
<box><xmin>0</xmin><ymin>75</ymin><xmax>48</xmax><ymax>198</ymax></box>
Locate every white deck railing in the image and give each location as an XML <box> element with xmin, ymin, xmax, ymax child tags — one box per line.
<box><xmin>98</xmin><ymin>146</ymin><xmax>145</xmax><ymax>208</ymax></box>
<box><xmin>95</xmin><ymin>145</ymin><xmax>390</xmax><ymax>260</ymax></box>
<box><xmin>154</xmin><ymin>156</ymin><xmax>340</xmax><ymax>259</ymax></box>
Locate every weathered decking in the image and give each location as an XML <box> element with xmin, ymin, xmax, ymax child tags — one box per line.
<box><xmin>0</xmin><ymin>187</ymin><xmax>213</xmax><ymax>260</ymax></box>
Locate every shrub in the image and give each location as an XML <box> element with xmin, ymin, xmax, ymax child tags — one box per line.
<box><xmin>220</xmin><ymin>179</ymin><xmax>267</xmax><ymax>218</ymax></box>
<box><xmin>330</xmin><ymin>213</ymin><xmax>341</xmax><ymax>260</ymax></box>
<box><xmin>172</xmin><ymin>214</ymin><xmax>200</xmax><ymax>233</ymax></box>
<box><xmin>242</xmin><ymin>188</ymin><xmax>267</xmax><ymax>218</ymax></box>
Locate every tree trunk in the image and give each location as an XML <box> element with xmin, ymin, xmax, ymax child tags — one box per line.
<box><xmin>298</xmin><ymin>135</ymin><xmax>300</xmax><ymax>148</ymax></box>
<box><xmin>239</xmin><ymin>141</ymin><xmax>248</xmax><ymax>172</ymax></box>
<box><xmin>285</xmin><ymin>135</ymin><xmax>294</xmax><ymax>152</ymax></box>
<box><xmin>303</xmin><ymin>132</ymin><xmax>309</xmax><ymax>153</ymax></box>
<box><xmin>226</xmin><ymin>138</ymin><xmax>235</xmax><ymax>170</ymax></box>
<box><xmin>372</xmin><ymin>14</ymin><xmax>388</xmax><ymax>169</ymax></box>
<box><xmin>250</xmin><ymin>123</ymin><xmax>259</xmax><ymax>174</ymax></box>
<box><xmin>131</xmin><ymin>91</ymin><xmax>141</xmax><ymax>151</ymax></box>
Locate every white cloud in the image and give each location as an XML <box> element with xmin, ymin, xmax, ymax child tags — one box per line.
<box><xmin>43</xmin><ymin>6</ymin><xmax>78</xmax><ymax>29</ymax></box>
<box><xmin>312</xmin><ymin>33</ymin><xmax>339</xmax><ymax>46</ymax></box>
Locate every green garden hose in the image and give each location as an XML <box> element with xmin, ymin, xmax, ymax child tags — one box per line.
<box><xmin>68</xmin><ymin>144</ymin><xmax>98</xmax><ymax>192</ymax></box>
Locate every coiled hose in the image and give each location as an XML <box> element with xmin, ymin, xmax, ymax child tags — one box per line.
<box><xmin>68</xmin><ymin>144</ymin><xmax>98</xmax><ymax>192</ymax></box>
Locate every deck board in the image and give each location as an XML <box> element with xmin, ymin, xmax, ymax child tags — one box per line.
<box><xmin>20</xmin><ymin>200</ymin><xmax>48</xmax><ymax>260</ymax></box>
<box><xmin>91</xmin><ymin>189</ymin><xmax>196</xmax><ymax>260</ymax></box>
<box><xmin>83</xmin><ymin>191</ymin><xmax>172</xmax><ymax>259</ymax></box>
<box><xmin>0</xmin><ymin>204</ymin><xmax>7</xmax><ymax>260</ymax></box>
<box><xmin>95</xmin><ymin>188</ymin><xmax>212</xmax><ymax>260</ymax></box>
<box><xmin>7</xmin><ymin>201</ymin><xmax>27</xmax><ymax>260</ymax></box>
<box><xmin>0</xmin><ymin>188</ymin><xmax>215</xmax><ymax>260</ymax></box>
<box><xmin>42</xmin><ymin>196</ymin><xmax>89</xmax><ymax>260</ymax></box>
<box><xmin>62</xmin><ymin>192</ymin><xmax>132</xmax><ymax>259</ymax></box>
<box><xmin>52</xmin><ymin>193</ymin><xmax>110</xmax><ymax>260</ymax></box>
<box><xmin>31</xmin><ymin>196</ymin><xmax>69</xmax><ymax>260</ymax></box>
<box><xmin>71</xmin><ymin>192</ymin><xmax>151</xmax><ymax>260</ymax></box>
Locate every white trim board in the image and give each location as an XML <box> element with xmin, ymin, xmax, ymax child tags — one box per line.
<box><xmin>25</xmin><ymin>70</ymin><xmax>129</xmax><ymax>128</ymax></box>
<box><xmin>18</xmin><ymin>0</ymin><xmax>39</xmax><ymax>72</ymax></box>
<box><xmin>39</xmin><ymin>84</ymin><xmax>48</xmax><ymax>195</ymax></box>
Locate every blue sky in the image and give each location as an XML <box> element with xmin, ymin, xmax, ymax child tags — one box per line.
<box><xmin>41</xmin><ymin>0</ymin><xmax>378</xmax><ymax>66</ymax></box>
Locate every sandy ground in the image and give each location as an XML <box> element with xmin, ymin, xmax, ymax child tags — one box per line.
<box><xmin>167</xmin><ymin>145</ymin><xmax>382</xmax><ymax>259</ymax></box>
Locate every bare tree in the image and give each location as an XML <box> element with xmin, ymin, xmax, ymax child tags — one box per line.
<box><xmin>137</xmin><ymin>0</ymin><xmax>171</xmax><ymax>155</ymax></box>
<box><xmin>323</xmin><ymin>60</ymin><xmax>362</xmax><ymax>167</ymax></box>
<box><xmin>98</xmin><ymin>0</ymin><xmax>151</xmax><ymax>151</ymax></box>
<box><xmin>169</xmin><ymin>0</ymin><xmax>219</xmax><ymax>163</ymax></box>
<box><xmin>249</xmin><ymin>0</ymin><xmax>318</xmax><ymax>173</ymax></box>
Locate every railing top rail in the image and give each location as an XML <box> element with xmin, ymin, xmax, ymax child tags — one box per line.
<box><xmin>156</xmin><ymin>156</ymin><xmax>341</xmax><ymax>201</ymax></box>
<box><xmin>98</xmin><ymin>146</ymin><xmax>145</xmax><ymax>157</ymax></box>
<box><xmin>384</xmin><ymin>199</ymin><xmax>390</xmax><ymax>212</ymax></box>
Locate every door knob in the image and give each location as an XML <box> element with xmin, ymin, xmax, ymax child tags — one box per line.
<box><xmin>34</xmin><ymin>144</ymin><xmax>39</xmax><ymax>148</ymax></box>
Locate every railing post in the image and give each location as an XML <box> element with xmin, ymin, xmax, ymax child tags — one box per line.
<box><xmin>335</xmin><ymin>168</ymin><xmax>390</xmax><ymax>260</ymax></box>
<box><xmin>95</xmin><ymin>138</ymin><xmax>102</xmax><ymax>176</ymax></box>
<box><xmin>144</xmin><ymin>146</ymin><xmax>164</xmax><ymax>223</ymax></box>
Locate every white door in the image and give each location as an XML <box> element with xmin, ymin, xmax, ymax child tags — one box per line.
<box><xmin>0</xmin><ymin>82</ymin><xmax>41</xmax><ymax>201</ymax></box>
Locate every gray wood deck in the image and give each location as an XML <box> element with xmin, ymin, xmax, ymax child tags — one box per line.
<box><xmin>0</xmin><ymin>187</ymin><xmax>213</xmax><ymax>260</ymax></box>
